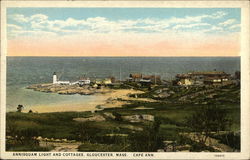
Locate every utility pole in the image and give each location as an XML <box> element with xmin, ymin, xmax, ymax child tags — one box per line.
<box><xmin>154</xmin><ymin>73</ymin><xmax>156</xmax><ymax>85</ymax></box>
<box><xmin>119</xmin><ymin>66</ymin><xmax>122</xmax><ymax>83</ymax></box>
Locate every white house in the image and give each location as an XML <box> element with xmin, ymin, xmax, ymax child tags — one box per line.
<box><xmin>56</xmin><ymin>81</ymin><xmax>70</xmax><ymax>85</ymax></box>
<box><xmin>79</xmin><ymin>79</ymin><xmax>91</xmax><ymax>85</ymax></box>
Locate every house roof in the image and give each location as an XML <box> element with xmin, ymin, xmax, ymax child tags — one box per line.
<box><xmin>177</xmin><ymin>71</ymin><xmax>230</xmax><ymax>78</ymax></box>
<box><xmin>130</xmin><ymin>74</ymin><xmax>142</xmax><ymax>78</ymax></box>
<box><xmin>176</xmin><ymin>74</ymin><xmax>191</xmax><ymax>78</ymax></box>
<box><xmin>188</xmin><ymin>71</ymin><xmax>228</xmax><ymax>75</ymax></box>
<box><xmin>143</xmin><ymin>75</ymin><xmax>161</xmax><ymax>79</ymax></box>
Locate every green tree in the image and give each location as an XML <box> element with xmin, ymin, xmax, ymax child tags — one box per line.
<box><xmin>17</xmin><ymin>105</ymin><xmax>24</xmax><ymax>112</ymax></box>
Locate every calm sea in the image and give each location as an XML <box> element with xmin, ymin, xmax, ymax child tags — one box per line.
<box><xmin>6</xmin><ymin>57</ymin><xmax>240</xmax><ymax>112</ymax></box>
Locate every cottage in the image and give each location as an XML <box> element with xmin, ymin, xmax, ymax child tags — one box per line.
<box><xmin>103</xmin><ymin>78</ymin><xmax>112</xmax><ymax>85</ymax></box>
<box><xmin>110</xmin><ymin>77</ymin><xmax>116</xmax><ymax>83</ymax></box>
<box><xmin>176</xmin><ymin>74</ymin><xmax>193</xmax><ymax>86</ymax></box>
<box><xmin>176</xmin><ymin>71</ymin><xmax>231</xmax><ymax>86</ymax></box>
<box><xmin>129</xmin><ymin>73</ymin><xmax>161</xmax><ymax>84</ymax></box>
<box><xmin>139</xmin><ymin>78</ymin><xmax>152</xmax><ymax>86</ymax></box>
<box><xmin>129</xmin><ymin>74</ymin><xmax>142</xmax><ymax>82</ymax></box>
<box><xmin>56</xmin><ymin>81</ymin><xmax>71</xmax><ymax>85</ymax></box>
<box><xmin>94</xmin><ymin>78</ymin><xmax>112</xmax><ymax>85</ymax></box>
<box><xmin>95</xmin><ymin>79</ymin><xmax>103</xmax><ymax>85</ymax></box>
<box><xmin>142</xmin><ymin>75</ymin><xmax>161</xmax><ymax>84</ymax></box>
<box><xmin>79</xmin><ymin>79</ymin><xmax>91</xmax><ymax>85</ymax></box>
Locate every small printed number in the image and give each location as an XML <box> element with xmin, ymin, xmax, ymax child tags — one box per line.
<box><xmin>214</xmin><ymin>154</ymin><xmax>225</xmax><ymax>157</ymax></box>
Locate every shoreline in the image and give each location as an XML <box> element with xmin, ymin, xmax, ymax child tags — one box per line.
<box><xmin>15</xmin><ymin>88</ymin><xmax>144</xmax><ymax>113</ymax></box>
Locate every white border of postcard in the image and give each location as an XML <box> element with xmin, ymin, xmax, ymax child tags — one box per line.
<box><xmin>1</xmin><ymin>0</ymin><xmax>250</xmax><ymax>159</ymax></box>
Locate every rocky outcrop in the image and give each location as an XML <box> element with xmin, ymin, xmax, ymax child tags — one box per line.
<box><xmin>122</xmin><ymin>114</ymin><xmax>154</xmax><ymax>123</ymax></box>
<box><xmin>26</xmin><ymin>83</ymin><xmax>111</xmax><ymax>95</ymax></box>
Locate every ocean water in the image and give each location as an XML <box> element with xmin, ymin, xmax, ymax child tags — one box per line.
<box><xmin>6</xmin><ymin>57</ymin><xmax>240</xmax><ymax>112</ymax></box>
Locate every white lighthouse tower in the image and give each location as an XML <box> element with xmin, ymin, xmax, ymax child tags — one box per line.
<box><xmin>53</xmin><ymin>72</ymin><xmax>57</xmax><ymax>84</ymax></box>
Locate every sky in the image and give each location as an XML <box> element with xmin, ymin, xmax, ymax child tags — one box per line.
<box><xmin>7</xmin><ymin>8</ymin><xmax>241</xmax><ymax>57</ymax></box>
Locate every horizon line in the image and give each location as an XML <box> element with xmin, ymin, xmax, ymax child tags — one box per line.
<box><xmin>6</xmin><ymin>56</ymin><xmax>241</xmax><ymax>58</ymax></box>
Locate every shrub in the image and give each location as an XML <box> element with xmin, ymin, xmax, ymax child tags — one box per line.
<box><xmin>128</xmin><ymin>118</ymin><xmax>164</xmax><ymax>151</ymax></box>
<box><xmin>185</xmin><ymin>105</ymin><xmax>232</xmax><ymax>144</ymax></box>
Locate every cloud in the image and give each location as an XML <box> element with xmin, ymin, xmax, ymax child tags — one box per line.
<box><xmin>210</xmin><ymin>26</ymin><xmax>223</xmax><ymax>31</ymax></box>
<box><xmin>7</xmin><ymin>10</ymin><xmax>234</xmax><ymax>39</ymax></box>
<box><xmin>210</xmin><ymin>11</ymin><xmax>227</xmax><ymax>19</ymax></box>
<box><xmin>219</xmin><ymin>19</ymin><xmax>237</xmax><ymax>26</ymax></box>
<box><xmin>11</xmin><ymin>14</ymin><xmax>29</xmax><ymax>23</ymax></box>
<box><xmin>229</xmin><ymin>24</ymin><xmax>240</xmax><ymax>30</ymax></box>
<box><xmin>7</xmin><ymin>10</ymin><xmax>241</xmax><ymax>56</ymax></box>
<box><xmin>7</xmin><ymin>24</ymin><xmax>22</xmax><ymax>30</ymax></box>
<box><xmin>168</xmin><ymin>16</ymin><xmax>203</xmax><ymax>24</ymax></box>
<box><xmin>30</xmin><ymin>14</ymin><xmax>48</xmax><ymax>21</ymax></box>
<box><xmin>173</xmin><ymin>23</ymin><xmax>211</xmax><ymax>30</ymax></box>
<box><xmin>167</xmin><ymin>11</ymin><xmax>227</xmax><ymax>24</ymax></box>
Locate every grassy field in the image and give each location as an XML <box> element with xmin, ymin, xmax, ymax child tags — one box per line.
<box><xmin>6</xmin><ymin>83</ymin><xmax>240</xmax><ymax>152</ymax></box>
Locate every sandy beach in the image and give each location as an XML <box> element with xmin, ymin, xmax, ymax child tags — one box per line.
<box><xmin>25</xmin><ymin>89</ymin><xmax>144</xmax><ymax>113</ymax></box>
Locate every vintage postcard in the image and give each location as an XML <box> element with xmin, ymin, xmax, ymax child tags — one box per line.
<box><xmin>0</xmin><ymin>0</ymin><xmax>249</xmax><ymax>159</ymax></box>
